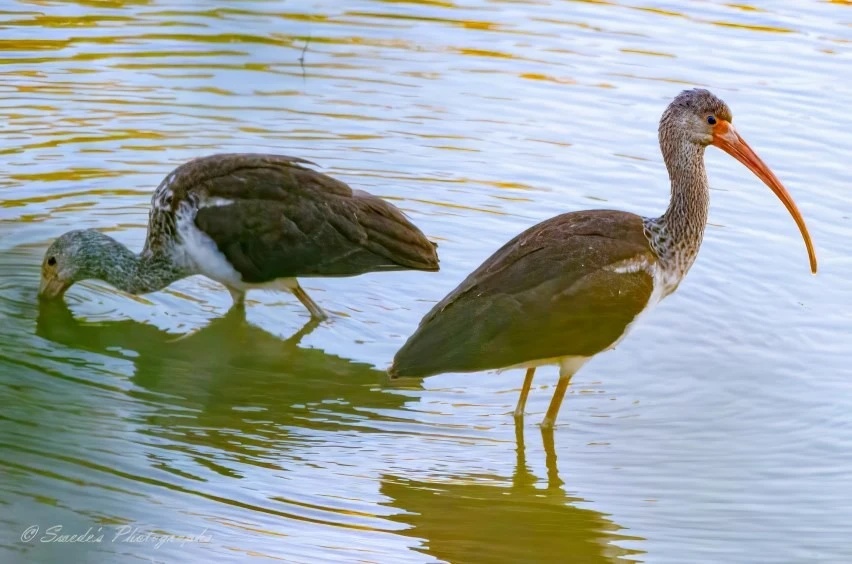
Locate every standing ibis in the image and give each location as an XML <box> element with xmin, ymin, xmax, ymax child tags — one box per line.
<box><xmin>38</xmin><ymin>153</ymin><xmax>439</xmax><ymax>319</ymax></box>
<box><xmin>389</xmin><ymin>89</ymin><xmax>817</xmax><ymax>428</ymax></box>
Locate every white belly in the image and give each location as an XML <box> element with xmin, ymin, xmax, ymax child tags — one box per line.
<box><xmin>174</xmin><ymin>204</ymin><xmax>297</xmax><ymax>293</ymax></box>
<box><xmin>498</xmin><ymin>355</ymin><xmax>590</xmax><ymax>374</ymax></box>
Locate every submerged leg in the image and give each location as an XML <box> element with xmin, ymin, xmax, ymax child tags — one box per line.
<box><xmin>540</xmin><ymin>358</ymin><xmax>586</xmax><ymax>429</ymax></box>
<box><xmin>514</xmin><ymin>368</ymin><xmax>536</xmax><ymax>418</ymax></box>
<box><xmin>227</xmin><ymin>287</ymin><xmax>246</xmax><ymax>307</ymax></box>
<box><xmin>292</xmin><ymin>283</ymin><xmax>329</xmax><ymax>321</ymax></box>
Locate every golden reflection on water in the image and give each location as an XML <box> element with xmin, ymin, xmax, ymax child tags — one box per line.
<box><xmin>1</xmin><ymin>0</ymin><xmax>851</xmax><ymax>562</ymax></box>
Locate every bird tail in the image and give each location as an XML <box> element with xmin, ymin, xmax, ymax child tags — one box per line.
<box><xmin>388</xmin><ymin>317</ymin><xmax>478</xmax><ymax>379</ymax></box>
<box><xmin>388</xmin><ymin>330</ymin><xmax>441</xmax><ymax>379</ymax></box>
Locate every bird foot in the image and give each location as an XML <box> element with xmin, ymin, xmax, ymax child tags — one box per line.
<box><xmin>539</xmin><ymin>417</ymin><xmax>557</xmax><ymax>430</ymax></box>
<box><xmin>226</xmin><ymin>287</ymin><xmax>246</xmax><ymax>306</ymax></box>
<box><xmin>310</xmin><ymin>309</ymin><xmax>330</xmax><ymax>322</ymax></box>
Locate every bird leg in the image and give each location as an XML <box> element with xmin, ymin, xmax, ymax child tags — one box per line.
<box><xmin>541</xmin><ymin>367</ymin><xmax>575</xmax><ymax>429</ymax></box>
<box><xmin>227</xmin><ymin>287</ymin><xmax>246</xmax><ymax>307</ymax></box>
<box><xmin>514</xmin><ymin>368</ymin><xmax>536</xmax><ymax>418</ymax></box>
<box><xmin>292</xmin><ymin>283</ymin><xmax>329</xmax><ymax>321</ymax></box>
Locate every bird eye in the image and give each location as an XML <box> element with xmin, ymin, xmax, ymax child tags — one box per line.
<box><xmin>47</xmin><ymin>257</ymin><xmax>56</xmax><ymax>266</ymax></box>
<box><xmin>707</xmin><ymin>116</ymin><xmax>717</xmax><ymax>125</ymax></box>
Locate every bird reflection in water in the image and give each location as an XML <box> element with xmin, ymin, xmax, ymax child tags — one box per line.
<box><xmin>33</xmin><ymin>299</ymin><xmax>642</xmax><ymax>562</ymax></box>
<box><xmin>35</xmin><ymin>299</ymin><xmax>415</xmax><ymax>444</ymax></box>
<box><xmin>381</xmin><ymin>419</ymin><xmax>643</xmax><ymax>563</ymax></box>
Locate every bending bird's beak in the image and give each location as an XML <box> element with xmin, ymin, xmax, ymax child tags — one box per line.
<box><xmin>712</xmin><ymin>120</ymin><xmax>817</xmax><ymax>274</ymax></box>
<box><xmin>38</xmin><ymin>276</ymin><xmax>70</xmax><ymax>300</ymax></box>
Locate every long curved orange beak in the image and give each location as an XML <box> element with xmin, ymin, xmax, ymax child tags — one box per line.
<box><xmin>712</xmin><ymin>120</ymin><xmax>817</xmax><ymax>274</ymax></box>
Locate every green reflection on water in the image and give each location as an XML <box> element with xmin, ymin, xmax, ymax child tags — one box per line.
<box><xmin>1</xmin><ymin>0</ymin><xmax>850</xmax><ymax>561</ymax></box>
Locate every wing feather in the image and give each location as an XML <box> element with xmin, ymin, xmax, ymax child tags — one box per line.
<box><xmin>391</xmin><ymin>210</ymin><xmax>656</xmax><ymax>377</ymax></box>
<box><xmin>147</xmin><ymin>153</ymin><xmax>438</xmax><ymax>280</ymax></box>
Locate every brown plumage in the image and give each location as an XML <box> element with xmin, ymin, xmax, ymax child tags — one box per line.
<box><xmin>39</xmin><ymin>153</ymin><xmax>439</xmax><ymax>320</ymax></box>
<box><xmin>389</xmin><ymin>89</ymin><xmax>817</xmax><ymax>429</ymax></box>
<box><xmin>153</xmin><ymin>154</ymin><xmax>439</xmax><ymax>280</ymax></box>
<box><xmin>390</xmin><ymin>210</ymin><xmax>654</xmax><ymax>377</ymax></box>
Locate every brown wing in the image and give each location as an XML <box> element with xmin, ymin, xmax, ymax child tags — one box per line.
<box><xmin>148</xmin><ymin>153</ymin><xmax>438</xmax><ymax>282</ymax></box>
<box><xmin>390</xmin><ymin>210</ymin><xmax>656</xmax><ymax>378</ymax></box>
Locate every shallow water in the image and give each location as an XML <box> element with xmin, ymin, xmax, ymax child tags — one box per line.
<box><xmin>1</xmin><ymin>1</ymin><xmax>851</xmax><ymax>562</ymax></box>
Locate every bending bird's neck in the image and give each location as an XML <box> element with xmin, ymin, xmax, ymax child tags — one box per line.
<box><xmin>95</xmin><ymin>242</ymin><xmax>187</xmax><ymax>295</ymax></box>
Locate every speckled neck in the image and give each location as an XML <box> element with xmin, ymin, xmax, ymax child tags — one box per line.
<box><xmin>79</xmin><ymin>236</ymin><xmax>189</xmax><ymax>295</ymax></box>
<box><xmin>643</xmin><ymin>140</ymin><xmax>710</xmax><ymax>281</ymax></box>
<box><xmin>117</xmin><ymin>251</ymin><xmax>189</xmax><ymax>295</ymax></box>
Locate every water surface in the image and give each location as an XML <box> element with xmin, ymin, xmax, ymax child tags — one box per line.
<box><xmin>2</xmin><ymin>1</ymin><xmax>851</xmax><ymax>562</ymax></box>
